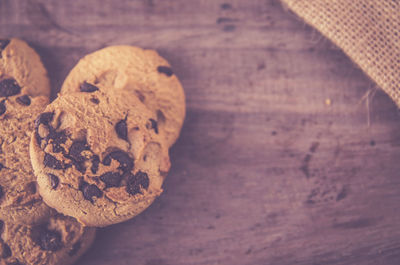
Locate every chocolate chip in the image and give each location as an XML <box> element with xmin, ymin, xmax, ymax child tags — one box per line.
<box><xmin>104</xmin><ymin>151</ymin><xmax>134</xmax><ymax>172</ymax></box>
<box><xmin>0</xmin><ymin>220</ymin><xmax>3</xmax><ymax>233</ymax></box>
<box><xmin>72</xmin><ymin>160</ymin><xmax>86</xmax><ymax>174</ymax></box>
<box><xmin>79</xmin><ymin>180</ymin><xmax>103</xmax><ymax>203</ymax></box>
<box><xmin>115</xmin><ymin>118</ymin><xmax>128</xmax><ymax>141</ymax></box>
<box><xmin>50</xmin><ymin>130</ymin><xmax>67</xmax><ymax>142</ymax></box>
<box><xmin>0</xmin><ymin>79</ymin><xmax>21</xmax><ymax>97</ymax></box>
<box><xmin>157</xmin><ymin>66</ymin><xmax>174</xmax><ymax>77</ymax></box>
<box><xmin>35</xmin><ymin>112</ymin><xmax>55</xmax><ymax>147</ymax></box>
<box><xmin>37</xmin><ymin>228</ymin><xmax>62</xmax><ymax>251</ymax></box>
<box><xmin>100</xmin><ymin>172</ymin><xmax>122</xmax><ymax>188</ymax></box>
<box><xmin>26</xmin><ymin>182</ymin><xmax>36</xmax><ymax>194</ymax></box>
<box><xmin>2</xmin><ymin>243</ymin><xmax>11</xmax><ymax>258</ymax></box>
<box><xmin>68</xmin><ymin>140</ymin><xmax>88</xmax><ymax>161</ymax></box>
<box><xmin>80</xmin><ymin>82</ymin><xmax>99</xmax><ymax>93</ymax></box>
<box><xmin>102</xmin><ymin>155</ymin><xmax>111</xmax><ymax>166</ymax></box>
<box><xmin>90</xmin><ymin>97</ymin><xmax>99</xmax><ymax>104</ymax></box>
<box><xmin>0</xmin><ymin>163</ymin><xmax>4</xmax><ymax>171</ymax></box>
<box><xmin>66</xmin><ymin>141</ymin><xmax>89</xmax><ymax>174</ymax></box>
<box><xmin>44</xmin><ymin>153</ymin><xmax>63</xmax><ymax>170</ymax></box>
<box><xmin>0</xmin><ymin>39</ymin><xmax>10</xmax><ymax>51</ymax></box>
<box><xmin>50</xmin><ymin>130</ymin><xmax>67</xmax><ymax>153</ymax></box>
<box><xmin>67</xmin><ymin>141</ymin><xmax>89</xmax><ymax>174</ymax></box>
<box><xmin>0</xmin><ymin>100</ymin><xmax>5</xmax><ymax>116</ymax></box>
<box><xmin>156</xmin><ymin>110</ymin><xmax>166</xmax><ymax>123</ymax></box>
<box><xmin>68</xmin><ymin>241</ymin><xmax>81</xmax><ymax>256</ymax></box>
<box><xmin>48</xmin><ymin>174</ymin><xmax>59</xmax><ymax>189</ymax></box>
<box><xmin>147</xmin><ymin>118</ymin><xmax>158</xmax><ymax>134</ymax></box>
<box><xmin>126</xmin><ymin>171</ymin><xmax>150</xmax><ymax>195</ymax></box>
<box><xmin>35</xmin><ymin>112</ymin><xmax>54</xmax><ymax>128</ymax></box>
<box><xmin>0</xmin><ymin>185</ymin><xmax>3</xmax><ymax>199</ymax></box>
<box><xmin>16</xmin><ymin>95</ymin><xmax>31</xmax><ymax>106</ymax></box>
<box><xmin>52</xmin><ymin>143</ymin><xmax>65</xmax><ymax>153</ymax></box>
<box><xmin>91</xmin><ymin>155</ymin><xmax>100</xmax><ymax>174</ymax></box>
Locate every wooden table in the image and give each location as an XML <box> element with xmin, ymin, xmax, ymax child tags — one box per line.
<box><xmin>2</xmin><ymin>0</ymin><xmax>400</xmax><ymax>264</ymax></box>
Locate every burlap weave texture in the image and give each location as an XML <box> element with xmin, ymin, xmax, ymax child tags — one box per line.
<box><xmin>282</xmin><ymin>0</ymin><xmax>400</xmax><ymax>106</ymax></box>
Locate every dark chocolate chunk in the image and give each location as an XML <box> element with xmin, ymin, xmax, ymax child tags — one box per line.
<box><xmin>105</xmin><ymin>151</ymin><xmax>134</xmax><ymax>172</ymax></box>
<box><xmin>0</xmin><ymin>220</ymin><xmax>3</xmax><ymax>233</ymax></box>
<box><xmin>72</xmin><ymin>160</ymin><xmax>86</xmax><ymax>174</ymax></box>
<box><xmin>115</xmin><ymin>119</ymin><xmax>128</xmax><ymax>141</ymax></box>
<box><xmin>0</xmin><ymin>39</ymin><xmax>10</xmax><ymax>51</ymax></box>
<box><xmin>48</xmin><ymin>174</ymin><xmax>59</xmax><ymax>189</ymax></box>
<box><xmin>16</xmin><ymin>95</ymin><xmax>31</xmax><ymax>106</ymax></box>
<box><xmin>0</xmin><ymin>185</ymin><xmax>3</xmax><ymax>199</ymax></box>
<box><xmin>67</xmin><ymin>141</ymin><xmax>89</xmax><ymax>174</ymax></box>
<box><xmin>156</xmin><ymin>109</ymin><xmax>166</xmax><ymax>123</ymax></box>
<box><xmin>90</xmin><ymin>97</ymin><xmax>99</xmax><ymax>104</ymax></box>
<box><xmin>68</xmin><ymin>241</ymin><xmax>81</xmax><ymax>256</ymax></box>
<box><xmin>35</xmin><ymin>112</ymin><xmax>54</xmax><ymax>128</ymax></box>
<box><xmin>91</xmin><ymin>155</ymin><xmax>100</xmax><ymax>174</ymax></box>
<box><xmin>37</xmin><ymin>228</ymin><xmax>62</xmax><ymax>251</ymax></box>
<box><xmin>157</xmin><ymin>66</ymin><xmax>174</xmax><ymax>77</ymax></box>
<box><xmin>100</xmin><ymin>171</ymin><xmax>122</xmax><ymax>188</ymax></box>
<box><xmin>44</xmin><ymin>153</ymin><xmax>63</xmax><ymax>170</ymax></box>
<box><xmin>68</xmin><ymin>140</ymin><xmax>88</xmax><ymax>162</ymax></box>
<box><xmin>50</xmin><ymin>130</ymin><xmax>67</xmax><ymax>153</ymax></box>
<box><xmin>0</xmin><ymin>79</ymin><xmax>21</xmax><ymax>97</ymax></box>
<box><xmin>0</xmin><ymin>163</ymin><xmax>4</xmax><ymax>171</ymax></box>
<box><xmin>2</xmin><ymin>243</ymin><xmax>11</xmax><ymax>258</ymax></box>
<box><xmin>126</xmin><ymin>171</ymin><xmax>150</xmax><ymax>195</ymax></box>
<box><xmin>0</xmin><ymin>100</ymin><xmax>5</xmax><ymax>116</ymax></box>
<box><xmin>26</xmin><ymin>182</ymin><xmax>36</xmax><ymax>194</ymax></box>
<box><xmin>147</xmin><ymin>118</ymin><xmax>159</xmax><ymax>134</ymax></box>
<box><xmin>34</xmin><ymin>112</ymin><xmax>55</xmax><ymax>147</ymax></box>
<box><xmin>102</xmin><ymin>155</ymin><xmax>111</xmax><ymax>166</ymax></box>
<box><xmin>52</xmin><ymin>143</ymin><xmax>65</xmax><ymax>153</ymax></box>
<box><xmin>79</xmin><ymin>180</ymin><xmax>103</xmax><ymax>203</ymax></box>
<box><xmin>80</xmin><ymin>82</ymin><xmax>99</xmax><ymax>93</ymax></box>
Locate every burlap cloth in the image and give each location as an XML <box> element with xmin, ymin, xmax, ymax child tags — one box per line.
<box><xmin>281</xmin><ymin>0</ymin><xmax>400</xmax><ymax>106</ymax></box>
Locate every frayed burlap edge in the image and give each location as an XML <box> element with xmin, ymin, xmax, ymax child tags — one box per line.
<box><xmin>280</xmin><ymin>0</ymin><xmax>400</xmax><ymax>107</ymax></box>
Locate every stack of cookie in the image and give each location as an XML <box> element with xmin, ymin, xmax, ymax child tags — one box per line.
<box><xmin>0</xmin><ymin>38</ymin><xmax>185</xmax><ymax>264</ymax></box>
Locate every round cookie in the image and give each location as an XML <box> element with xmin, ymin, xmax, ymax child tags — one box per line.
<box><xmin>0</xmin><ymin>96</ymin><xmax>54</xmax><ymax>225</ymax></box>
<box><xmin>0</xmin><ymin>38</ymin><xmax>52</xmax><ymax>224</ymax></box>
<box><xmin>30</xmin><ymin>89</ymin><xmax>171</xmax><ymax>227</ymax></box>
<box><xmin>0</xmin><ymin>38</ymin><xmax>50</xmax><ymax>98</ymax></box>
<box><xmin>0</xmin><ymin>214</ymin><xmax>96</xmax><ymax>265</ymax></box>
<box><xmin>60</xmin><ymin>45</ymin><xmax>185</xmax><ymax>147</ymax></box>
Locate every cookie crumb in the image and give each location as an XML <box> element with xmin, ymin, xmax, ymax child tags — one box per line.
<box><xmin>325</xmin><ymin>98</ymin><xmax>332</xmax><ymax>106</ymax></box>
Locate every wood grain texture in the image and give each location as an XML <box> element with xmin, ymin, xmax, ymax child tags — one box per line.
<box><xmin>2</xmin><ymin>0</ymin><xmax>400</xmax><ymax>264</ymax></box>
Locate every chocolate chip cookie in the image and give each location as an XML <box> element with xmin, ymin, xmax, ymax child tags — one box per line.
<box><xmin>0</xmin><ymin>38</ymin><xmax>52</xmax><ymax>224</ymax></box>
<box><xmin>30</xmin><ymin>90</ymin><xmax>170</xmax><ymax>227</ymax></box>
<box><xmin>0</xmin><ymin>214</ymin><xmax>96</xmax><ymax>265</ymax></box>
<box><xmin>0</xmin><ymin>38</ymin><xmax>50</xmax><ymax>98</ymax></box>
<box><xmin>60</xmin><ymin>45</ymin><xmax>185</xmax><ymax>148</ymax></box>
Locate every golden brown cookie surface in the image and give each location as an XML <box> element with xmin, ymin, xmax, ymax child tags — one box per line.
<box><xmin>0</xmin><ymin>214</ymin><xmax>95</xmax><ymax>265</ymax></box>
<box><xmin>0</xmin><ymin>38</ymin><xmax>51</xmax><ymax>224</ymax></box>
<box><xmin>30</xmin><ymin>90</ymin><xmax>170</xmax><ymax>227</ymax></box>
<box><xmin>60</xmin><ymin>45</ymin><xmax>185</xmax><ymax>147</ymax></box>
